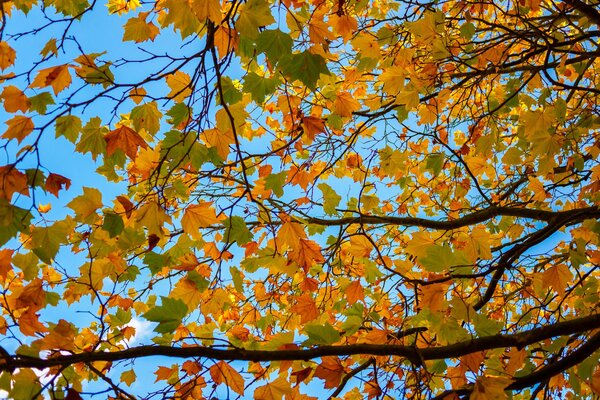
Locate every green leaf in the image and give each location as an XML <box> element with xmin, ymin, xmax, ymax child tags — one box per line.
<box><xmin>30</xmin><ymin>218</ymin><xmax>75</xmax><ymax>264</ymax></box>
<box><xmin>55</xmin><ymin>115</ymin><xmax>82</xmax><ymax>143</ymax></box>
<box><xmin>0</xmin><ymin>200</ymin><xmax>32</xmax><ymax>246</ymax></box>
<box><xmin>425</xmin><ymin>153</ymin><xmax>444</xmax><ymax>176</ymax></box>
<box><xmin>166</xmin><ymin>103</ymin><xmax>191</xmax><ymax>127</ymax></box>
<box><xmin>143</xmin><ymin>251</ymin><xmax>172</xmax><ymax>274</ymax></box>
<box><xmin>46</xmin><ymin>0</ymin><xmax>89</xmax><ymax>16</ymax></box>
<box><xmin>219</xmin><ymin>76</ymin><xmax>243</xmax><ymax>105</ymax></box>
<box><xmin>76</xmin><ymin>117</ymin><xmax>107</xmax><ymax>160</ymax></box>
<box><xmin>460</xmin><ymin>22</ymin><xmax>476</xmax><ymax>39</ymax></box>
<box><xmin>142</xmin><ymin>296</ymin><xmax>188</xmax><ymax>333</ymax></box>
<box><xmin>280</xmin><ymin>51</ymin><xmax>330</xmax><ymax>90</ymax></box>
<box><xmin>256</xmin><ymin>29</ymin><xmax>293</xmax><ymax>63</ymax></box>
<box><xmin>243</xmin><ymin>72</ymin><xmax>280</xmax><ymax>104</ymax></box>
<box><xmin>304</xmin><ymin>322</ymin><xmax>341</xmax><ymax>345</ymax></box>
<box><xmin>131</xmin><ymin>101</ymin><xmax>162</xmax><ymax>135</ymax></box>
<box><xmin>264</xmin><ymin>170</ymin><xmax>286</xmax><ymax>197</ymax></box>
<box><xmin>235</xmin><ymin>0</ymin><xmax>275</xmax><ymax>38</ymax></box>
<box><xmin>67</xmin><ymin>187</ymin><xmax>103</xmax><ymax>224</ymax></box>
<box><xmin>223</xmin><ymin>216</ymin><xmax>253</xmax><ymax>245</ymax></box>
<box><xmin>420</xmin><ymin>244</ymin><xmax>469</xmax><ymax>273</ymax></box>
<box><xmin>472</xmin><ymin>312</ymin><xmax>503</xmax><ymax>336</ymax></box>
<box><xmin>318</xmin><ymin>183</ymin><xmax>341</xmax><ymax>215</ymax></box>
<box><xmin>28</xmin><ymin>92</ymin><xmax>54</xmax><ymax>114</ymax></box>
<box><xmin>102</xmin><ymin>212</ymin><xmax>125</xmax><ymax>237</ymax></box>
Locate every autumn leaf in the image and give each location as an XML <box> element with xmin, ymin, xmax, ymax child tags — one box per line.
<box><xmin>0</xmin><ymin>165</ymin><xmax>29</xmax><ymax>200</ymax></box>
<box><xmin>254</xmin><ymin>377</ymin><xmax>291</xmax><ymax>400</ymax></box>
<box><xmin>276</xmin><ymin>217</ymin><xmax>307</xmax><ymax>249</ymax></box>
<box><xmin>470</xmin><ymin>375</ymin><xmax>512</xmax><ymax>400</ymax></box>
<box><xmin>182</xmin><ymin>202</ymin><xmax>221</xmax><ymax>239</ymax></box>
<box><xmin>0</xmin><ymin>249</ymin><xmax>13</xmax><ymax>282</ymax></box>
<box><xmin>541</xmin><ymin>264</ymin><xmax>572</xmax><ymax>296</ymax></box>
<box><xmin>166</xmin><ymin>70</ymin><xmax>192</xmax><ymax>103</ymax></box>
<box><xmin>45</xmin><ymin>173</ymin><xmax>71</xmax><ymax>197</ymax></box>
<box><xmin>191</xmin><ymin>0</ymin><xmax>221</xmax><ymax>23</ymax></box>
<box><xmin>209</xmin><ymin>361</ymin><xmax>245</xmax><ymax>396</ymax></box>
<box><xmin>0</xmin><ymin>42</ymin><xmax>16</xmax><ymax>70</ymax></box>
<box><xmin>1</xmin><ymin>85</ymin><xmax>30</xmax><ymax>113</ymax></box>
<box><xmin>291</xmin><ymin>293</ymin><xmax>319</xmax><ymax>323</ymax></box>
<box><xmin>2</xmin><ymin>115</ymin><xmax>34</xmax><ymax>143</ymax></box>
<box><xmin>289</xmin><ymin>239</ymin><xmax>325</xmax><ymax>272</ymax></box>
<box><xmin>104</xmin><ymin>125</ymin><xmax>148</xmax><ymax>159</ymax></box>
<box><xmin>123</xmin><ymin>12</ymin><xmax>160</xmax><ymax>42</ymax></box>
<box><xmin>314</xmin><ymin>357</ymin><xmax>345</xmax><ymax>389</ymax></box>
<box><xmin>334</xmin><ymin>91</ymin><xmax>361</xmax><ymax>117</ymax></box>
<box><xmin>31</xmin><ymin>64</ymin><xmax>72</xmax><ymax>95</ymax></box>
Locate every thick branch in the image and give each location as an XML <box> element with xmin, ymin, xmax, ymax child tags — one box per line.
<box><xmin>3</xmin><ymin>314</ymin><xmax>599</xmax><ymax>379</ymax></box>
<box><xmin>299</xmin><ymin>206</ymin><xmax>600</xmax><ymax>230</ymax></box>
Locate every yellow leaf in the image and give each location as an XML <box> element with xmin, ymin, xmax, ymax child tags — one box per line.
<box><xmin>121</xmin><ymin>369</ymin><xmax>136</xmax><ymax>386</ymax></box>
<box><xmin>332</xmin><ymin>14</ymin><xmax>357</xmax><ymax>42</ymax></box>
<box><xmin>379</xmin><ymin>65</ymin><xmax>406</xmax><ymax>94</ymax></box>
<box><xmin>165</xmin><ymin>70</ymin><xmax>192</xmax><ymax>103</ymax></box>
<box><xmin>470</xmin><ymin>375</ymin><xmax>512</xmax><ymax>400</ymax></box>
<box><xmin>182</xmin><ymin>202</ymin><xmax>221</xmax><ymax>239</ymax></box>
<box><xmin>209</xmin><ymin>361</ymin><xmax>245</xmax><ymax>395</ymax></box>
<box><xmin>191</xmin><ymin>0</ymin><xmax>221</xmax><ymax>23</ymax></box>
<box><xmin>527</xmin><ymin>176</ymin><xmax>549</xmax><ymax>202</ymax></box>
<box><xmin>38</xmin><ymin>203</ymin><xmax>52</xmax><ymax>213</ymax></box>
<box><xmin>420</xmin><ymin>282</ymin><xmax>450</xmax><ymax>313</ymax></box>
<box><xmin>289</xmin><ymin>239</ymin><xmax>325</xmax><ymax>273</ymax></box>
<box><xmin>31</xmin><ymin>64</ymin><xmax>72</xmax><ymax>95</ymax></box>
<box><xmin>1</xmin><ymin>85</ymin><xmax>30</xmax><ymax>113</ymax></box>
<box><xmin>134</xmin><ymin>201</ymin><xmax>172</xmax><ymax>235</ymax></box>
<box><xmin>202</xmin><ymin>127</ymin><xmax>234</xmax><ymax>160</ymax></box>
<box><xmin>0</xmin><ymin>42</ymin><xmax>16</xmax><ymax>70</ymax></box>
<box><xmin>405</xmin><ymin>230</ymin><xmax>435</xmax><ymax>258</ymax></box>
<box><xmin>334</xmin><ymin>91</ymin><xmax>361</xmax><ymax>117</ymax></box>
<box><xmin>351</xmin><ymin>33</ymin><xmax>380</xmax><ymax>59</ymax></box>
<box><xmin>276</xmin><ymin>217</ymin><xmax>306</xmax><ymax>249</ymax></box>
<box><xmin>170</xmin><ymin>278</ymin><xmax>203</xmax><ymax>310</ymax></box>
<box><xmin>2</xmin><ymin>115</ymin><xmax>34</xmax><ymax>143</ymax></box>
<box><xmin>541</xmin><ymin>264</ymin><xmax>572</xmax><ymax>296</ymax></box>
<box><xmin>254</xmin><ymin>377</ymin><xmax>291</xmax><ymax>400</ymax></box>
<box><xmin>129</xmin><ymin>87</ymin><xmax>147</xmax><ymax>104</ymax></box>
<box><xmin>348</xmin><ymin>235</ymin><xmax>373</xmax><ymax>258</ymax></box>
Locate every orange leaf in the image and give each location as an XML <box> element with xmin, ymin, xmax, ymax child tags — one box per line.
<box><xmin>105</xmin><ymin>125</ymin><xmax>148</xmax><ymax>159</ymax></box>
<box><xmin>254</xmin><ymin>376</ymin><xmax>291</xmax><ymax>400</ymax></box>
<box><xmin>182</xmin><ymin>202</ymin><xmax>221</xmax><ymax>239</ymax></box>
<box><xmin>301</xmin><ymin>115</ymin><xmax>325</xmax><ymax>141</ymax></box>
<box><xmin>291</xmin><ymin>293</ymin><xmax>319</xmax><ymax>323</ymax></box>
<box><xmin>590</xmin><ymin>367</ymin><xmax>600</xmax><ymax>395</ymax></box>
<box><xmin>1</xmin><ymin>85</ymin><xmax>30</xmax><ymax>113</ymax></box>
<box><xmin>277</xmin><ymin>218</ymin><xmax>307</xmax><ymax>249</ymax></box>
<box><xmin>16</xmin><ymin>278</ymin><xmax>46</xmax><ymax>311</ymax></box>
<box><xmin>334</xmin><ymin>91</ymin><xmax>361</xmax><ymax>117</ymax></box>
<box><xmin>2</xmin><ymin>115</ymin><xmax>34</xmax><ymax>143</ymax></box>
<box><xmin>0</xmin><ymin>42</ymin><xmax>16</xmax><ymax>70</ymax></box>
<box><xmin>289</xmin><ymin>239</ymin><xmax>325</xmax><ymax>273</ymax></box>
<box><xmin>314</xmin><ymin>356</ymin><xmax>345</xmax><ymax>389</ymax></box>
<box><xmin>45</xmin><ymin>173</ymin><xmax>71</xmax><ymax>197</ymax></box>
<box><xmin>460</xmin><ymin>351</ymin><xmax>486</xmax><ymax>372</ymax></box>
<box><xmin>209</xmin><ymin>361</ymin><xmax>245</xmax><ymax>396</ymax></box>
<box><xmin>348</xmin><ymin>235</ymin><xmax>373</xmax><ymax>258</ymax></box>
<box><xmin>155</xmin><ymin>365</ymin><xmax>179</xmax><ymax>383</ymax></box>
<box><xmin>0</xmin><ymin>165</ymin><xmax>29</xmax><ymax>200</ymax></box>
<box><xmin>346</xmin><ymin>280</ymin><xmax>364</xmax><ymax>304</ymax></box>
<box><xmin>34</xmin><ymin>319</ymin><xmax>76</xmax><ymax>351</ymax></box>
<box><xmin>31</xmin><ymin>64</ymin><xmax>72</xmax><ymax>95</ymax></box>
<box><xmin>541</xmin><ymin>264</ymin><xmax>572</xmax><ymax>296</ymax></box>
<box><xmin>18</xmin><ymin>309</ymin><xmax>48</xmax><ymax>336</ymax></box>
<box><xmin>0</xmin><ymin>249</ymin><xmax>14</xmax><ymax>282</ymax></box>
<box><xmin>419</xmin><ymin>282</ymin><xmax>450</xmax><ymax>313</ymax></box>
<box><xmin>129</xmin><ymin>87</ymin><xmax>147</xmax><ymax>104</ymax></box>
<box><xmin>116</xmin><ymin>195</ymin><xmax>135</xmax><ymax>218</ymax></box>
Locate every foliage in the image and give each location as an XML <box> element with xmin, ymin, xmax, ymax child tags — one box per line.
<box><xmin>0</xmin><ymin>0</ymin><xmax>599</xmax><ymax>398</ymax></box>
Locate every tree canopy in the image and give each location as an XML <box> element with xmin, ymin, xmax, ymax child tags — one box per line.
<box><xmin>0</xmin><ymin>0</ymin><xmax>599</xmax><ymax>398</ymax></box>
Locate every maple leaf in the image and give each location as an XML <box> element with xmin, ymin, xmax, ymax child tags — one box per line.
<box><xmin>314</xmin><ymin>357</ymin><xmax>345</xmax><ymax>389</ymax></box>
<box><xmin>291</xmin><ymin>293</ymin><xmax>319</xmax><ymax>323</ymax></box>
<box><xmin>34</xmin><ymin>319</ymin><xmax>76</xmax><ymax>351</ymax></box>
<box><xmin>470</xmin><ymin>375</ymin><xmax>513</xmax><ymax>400</ymax></box>
<box><xmin>166</xmin><ymin>70</ymin><xmax>192</xmax><ymax>103</ymax></box>
<box><xmin>45</xmin><ymin>173</ymin><xmax>71</xmax><ymax>197</ymax></box>
<box><xmin>301</xmin><ymin>115</ymin><xmax>325</xmax><ymax>141</ymax></box>
<box><xmin>1</xmin><ymin>85</ymin><xmax>30</xmax><ymax>113</ymax></box>
<box><xmin>209</xmin><ymin>361</ymin><xmax>245</xmax><ymax>395</ymax></box>
<box><xmin>2</xmin><ymin>115</ymin><xmax>34</xmax><ymax>143</ymax></box>
<box><xmin>191</xmin><ymin>0</ymin><xmax>221</xmax><ymax>23</ymax></box>
<box><xmin>345</xmin><ymin>280</ymin><xmax>365</xmax><ymax>304</ymax></box>
<box><xmin>0</xmin><ymin>249</ymin><xmax>13</xmax><ymax>282</ymax></box>
<box><xmin>254</xmin><ymin>377</ymin><xmax>292</xmax><ymax>400</ymax></box>
<box><xmin>0</xmin><ymin>165</ymin><xmax>29</xmax><ymax>200</ymax></box>
<box><xmin>289</xmin><ymin>239</ymin><xmax>325</xmax><ymax>273</ymax></box>
<box><xmin>541</xmin><ymin>264</ymin><xmax>572</xmax><ymax>296</ymax></box>
<box><xmin>0</xmin><ymin>42</ymin><xmax>16</xmax><ymax>70</ymax></box>
<box><xmin>181</xmin><ymin>202</ymin><xmax>221</xmax><ymax>239</ymax></box>
<box><xmin>276</xmin><ymin>217</ymin><xmax>307</xmax><ymax>249</ymax></box>
<box><xmin>31</xmin><ymin>64</ymin><xmax>72</xmax><ymax>95</ymax></box>
<box><xmin>123</xmin><ymin>12</ymin><xmax>160</xmax><ymax>42</ymax></box>
<box><xmin>104</xmin><ymin>125</ymin><xmax>148</xmax><ymax>159</ymax></box>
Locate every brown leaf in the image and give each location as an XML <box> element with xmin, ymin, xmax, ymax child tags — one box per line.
<box><xmin>314</xmin><ymin>357</ymin><xmax>345</xmax><ymax>389</ymax></box>
<box><xmin>105</xmin><ymin>125</ymin><xmax>148</xmax><ymax>159</ymax></box>
<box><xmin>45</xmin><ymin>173</ymin><xmax>71</xmax><ymax>197</ymax></box>
<box><xmin>31</xmin><ymin>64</ymin><xmax>72</xmax><ymax>95</ymax></box>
